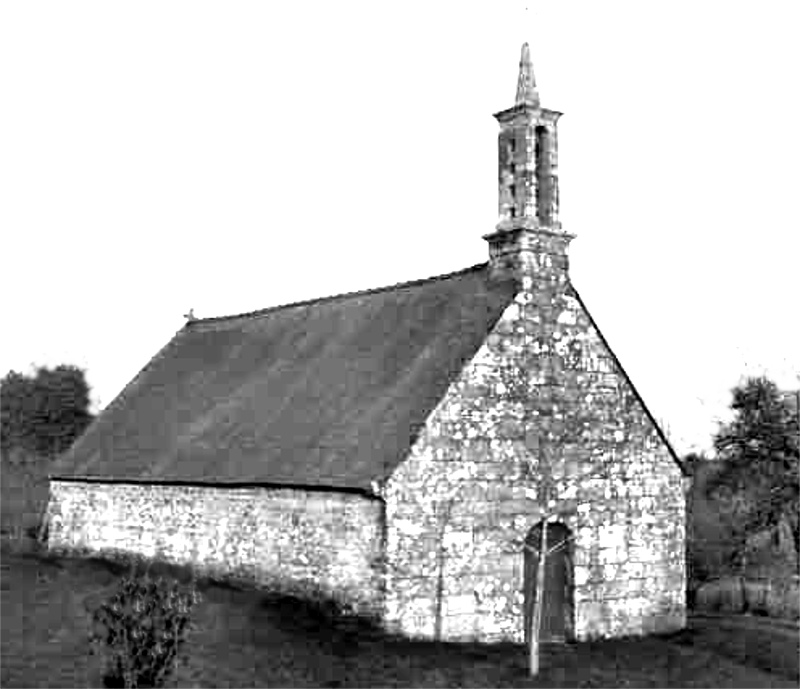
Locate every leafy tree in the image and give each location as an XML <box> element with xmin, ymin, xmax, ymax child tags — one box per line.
<box><xmin>1</xmin><ymin>365</ymin><xmax>94</xmax><ymax>458</ymax></box>
<box><xmin>686</xmin><ymin>453</ymin><xmax>750</xmax><ymax>587</ymax></box>
<box><xmin>707</xmin><ymin>376</ymin><xmax>800</xmax><ymax>570</ymax></box>
<box><xmin>682</xmin><ymin>451</ymin><xmax>708</xmax><ymax>478</ymax></box>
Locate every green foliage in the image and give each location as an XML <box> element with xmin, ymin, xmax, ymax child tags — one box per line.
<box><xmin>714</xmin><ymin>377</ymin><xmax>798</xmax><ymax>475</ymax></box>
<box><xmin>88</xmin><ymin>563</ymin><xmax>201</xmax><ymax>688</ymax></box>
<box><xmin>686</xmin><ymin>455</ymin><xmax>739</xmax><ymax>585</ymax></box>
<box><xmin>687</xmin><ymin>457</ymin><xmax>752</xmax><ymax>584</ymax></box>
<box><xmin>1</xmin><ymin>365</ymin><xmax>94</xmax><ymax>457</ymax></box>
<box><xmin>708</xmin><ymin>376</ymin><xmax>800</xmax><ymax>568</ymax></box>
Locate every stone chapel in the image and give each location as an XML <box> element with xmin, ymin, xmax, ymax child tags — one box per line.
<box><xmin>46</xmin><ymin>43</ymin><xmax>687</xmax><ymax>642</ymax></box>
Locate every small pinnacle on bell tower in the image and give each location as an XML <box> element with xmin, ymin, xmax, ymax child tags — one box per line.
<box><xmin>515</xmin><ymin>42</ymin><xmax>539</xmax><ymax>107</ymax></box>
<box><xmin>485</xmin><ymin>42</ymin><xmax>572</xmax><ymax>283</ymax></box>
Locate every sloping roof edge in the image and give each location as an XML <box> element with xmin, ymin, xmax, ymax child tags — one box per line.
<box><xmin>570</xmin><ymin>284</ymin><xmax>688</xmax><ymax>476</ymax></box>
<box><xmin>51</xmin><ymin>326</ymin><xmax>187</xmax><ymax>478</ymax></box>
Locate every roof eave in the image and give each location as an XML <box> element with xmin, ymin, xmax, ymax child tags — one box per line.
<box><xmin>47</xmin><ymin>474</ymin><xmax>385</xmax><ymax>501</ymax></box>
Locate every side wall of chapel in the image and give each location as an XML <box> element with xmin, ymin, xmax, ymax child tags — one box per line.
<box><xmin>46</xmin><ymin>482</ymin><xmax>385</xmax><ymax>615</ymax></box>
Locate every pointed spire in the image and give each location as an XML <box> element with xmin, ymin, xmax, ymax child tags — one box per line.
<box><xmin>515</xmin><ymin>42</ymin><xmax>540</xmax><ymax>107</ymax></box>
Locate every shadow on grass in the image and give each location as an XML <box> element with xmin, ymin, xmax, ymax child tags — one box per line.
<box><xmin>255</xmin><ymin>590</ymin><xmax>384</xmax><ymax>641</ymax></box>
<box><xmin>3</xmin><ymin>545</ymin><xmax>797</xmax><ymax>688</ymax></box>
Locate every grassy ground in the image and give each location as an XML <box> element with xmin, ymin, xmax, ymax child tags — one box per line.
<box><xmin>688</xmin><ymin>613</ymin><xmax>799</xmax><ymax>681</ymax></box>
<box><xmin>1</xmin><ymin>541</ymin><xmax>797</xmax><ymax>689</ymax></box>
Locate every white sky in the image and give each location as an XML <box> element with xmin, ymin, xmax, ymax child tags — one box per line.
<box><xmin>1</xmin><ymin>1</ymin><xmax>798</xmax><ymax>457</ymax></box>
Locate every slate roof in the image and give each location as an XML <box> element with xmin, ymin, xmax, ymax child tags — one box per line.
<box><xmin>50</xmin><ymin>264</ymin><xmax>518</xmax><ymax>490</ymax></box>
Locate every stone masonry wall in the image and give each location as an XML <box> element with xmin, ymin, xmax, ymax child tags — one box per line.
<box><xmin>46</xmin><ymin>482</ymin><xmax>385</xmax><ymax>615</ymax></box>
<box><xmin>384</xmin><ymin>260</ymin><xmax>685</xmax><ymax>642</ymax></box>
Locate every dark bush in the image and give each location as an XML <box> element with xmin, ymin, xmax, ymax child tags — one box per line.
<box><xmin>88</xmin><ymin>562</ymin><xmax>201</xmax><ymax>688</ymax></box>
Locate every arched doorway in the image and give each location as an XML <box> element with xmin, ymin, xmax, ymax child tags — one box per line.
<box><xmin>523</xmin><ymin>521</ymin><xmax>574</xmax><ymax>643</ymax></box>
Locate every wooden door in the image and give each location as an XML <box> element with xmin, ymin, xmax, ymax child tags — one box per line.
<box><xmin>524</xmin><ymin>521</ymin><xmax>574</xmax><ymax>643</ymax></box>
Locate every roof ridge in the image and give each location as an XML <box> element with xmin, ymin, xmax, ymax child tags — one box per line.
<box><xmin>187</xmin><ymin>262</ymin><xmax>491</xmax><ymax>327</ymax></box>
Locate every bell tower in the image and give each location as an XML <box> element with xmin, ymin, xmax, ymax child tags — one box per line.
<box><xmin>484</xmin><ymin>43</ymin><xmax>574</xmax><ymax>284</ymax></box>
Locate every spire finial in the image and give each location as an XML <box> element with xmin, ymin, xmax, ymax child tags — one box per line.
<box><xmin>515</xmin><ymin>42</ymin><xmax>539</xmax><ymax>106</ymax></box>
